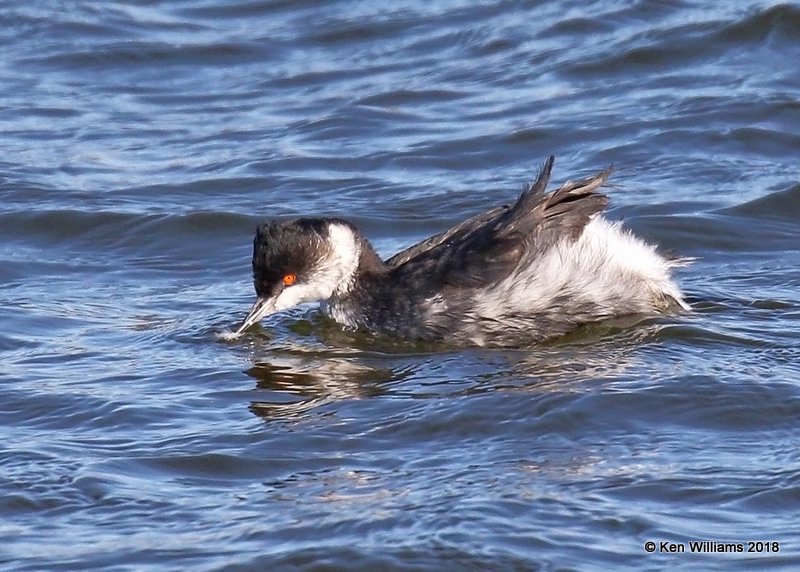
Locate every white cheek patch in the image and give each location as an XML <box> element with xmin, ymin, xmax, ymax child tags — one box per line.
<box><xmin>273</xmin><ymin>282</ymin><xmax>327</xmax><ymax>311</ymax></box>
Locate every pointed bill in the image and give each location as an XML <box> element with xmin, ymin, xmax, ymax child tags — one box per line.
<box><xmin>234</xmin><ymin>296</ymin><xmax>277</xmax><ymax>335</ymax></box>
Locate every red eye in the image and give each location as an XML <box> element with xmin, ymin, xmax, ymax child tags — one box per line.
<box><xmin>282</xmin><ymin>273</ymin><xmax>297</xmax><ymax>286</ymax></box>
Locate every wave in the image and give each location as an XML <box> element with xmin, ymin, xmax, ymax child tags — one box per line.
<box><xmin>716</xmin><ymin>3</ymin><xmax>800</xmax><ymax>44</ymax></box>
<box><xmin>0</xmin><ymin>207</ymin><xmax>250</xmax><ymax>237</ymax></box>
<box><xmin>561</xmin><ymin>3</ymin><xmax>800</xmax><ymax>78</ymax></box>
<box><xmin>721</xmin><ymin>181</ymin><xmax>800</xmax><ymax>220</ymax></box>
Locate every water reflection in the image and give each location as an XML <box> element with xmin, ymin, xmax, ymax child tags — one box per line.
<box><xmin>243</xmin><ymin>317</ymin><xmax>682</xmax><ymax>422</ymax></box>
<box><xmin>246</xmin><ymin>351</ymin><xmax>402</xmax><ymax>421</ymax></box>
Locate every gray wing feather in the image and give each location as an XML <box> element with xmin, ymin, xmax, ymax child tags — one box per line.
<box><xmin>386</xmin><ymin>205</ymin><xmax>507</xmax><ymax>268</ymax></box>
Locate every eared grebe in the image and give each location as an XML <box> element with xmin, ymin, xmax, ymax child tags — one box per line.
<box><xmin>233</xmin><ymin>157</ymin><xmax>689</xmax><ymax>346</ymax></box>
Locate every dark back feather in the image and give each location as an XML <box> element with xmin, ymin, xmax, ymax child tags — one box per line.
<box><xmin>387</xmin><ymin>156</ymin><xmax>611</xmax><ymax>290</ymax></box>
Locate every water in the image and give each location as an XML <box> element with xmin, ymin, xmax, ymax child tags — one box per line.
<box><xmin>2</xmin><ymin>1</ymin><xmax>799</xmax><ymax>570</ymax></box>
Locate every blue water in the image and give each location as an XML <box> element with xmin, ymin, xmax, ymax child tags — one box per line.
<box><xmin>2</xmin><ymin>1</ymin><xmax>799</xmax><ymax>570</ymax></box>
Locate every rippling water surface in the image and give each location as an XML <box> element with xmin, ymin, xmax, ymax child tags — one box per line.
<box><xmin>2</xmin><ymin>1</ymin><xmax>800</xmax><ymax>570</ymax></box>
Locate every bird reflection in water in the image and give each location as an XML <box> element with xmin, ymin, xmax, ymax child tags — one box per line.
<box><xmin>246</xmin><ymin>353</ymin><xmax>402</xmax><ymax>422</ymax></box>
<box><xmin>242</xmin><ymin>315</ymin><xmax>673</xmax><ymax>422</ymax></box>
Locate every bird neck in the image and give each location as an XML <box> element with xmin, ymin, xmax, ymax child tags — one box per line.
<box><xmin>324</xmin><ymin>221</ymin><xmax>387</xmax><ymax>299</ymax></box>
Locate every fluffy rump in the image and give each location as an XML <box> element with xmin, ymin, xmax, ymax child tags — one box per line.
<box><xmin>467</xmin><ymin>216</ymin><xmax>688</xmax><ymax>340</ymax></box>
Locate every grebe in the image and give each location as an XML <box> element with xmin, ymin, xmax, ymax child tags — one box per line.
<box><xmin>233</xmin><ymin>156</ymin><xmax>688</xmax><ymax>346</ymax></box>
